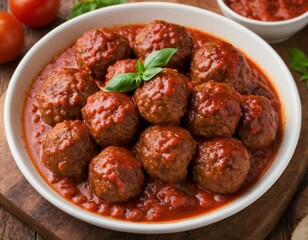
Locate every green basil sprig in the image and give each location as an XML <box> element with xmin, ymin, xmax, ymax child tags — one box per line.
<box><xmin>288</xmin><ymin>47</ymin><xmax>308</xmax><ymax>87</ymax></box>
<box><xmin>68</xmin><ymin>0</ymin><xmax>127</xmax><ymax>20</ymax></box>
<box><xmin>103</xmin><ymin>48</ymin><xmax>178</xmax><ymax>92</ymax></box>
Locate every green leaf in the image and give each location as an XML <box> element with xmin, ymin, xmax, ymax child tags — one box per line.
<box><xmin>299</xmin><ymin>73</ymin><xmax>308</xmax><ymax>81</ymax></box>
<box><xmin>136</xmin><ymin>75</ymin><xmax>143</xmax><ymax>86</ymax></box>
<box><xmin>98</xmin><ymin>0</ymin><xmax>127</xmax><ymax>6</ymax></box>
<box><xmin>136</xmin><ymin>59</ymin><xmax>144</xmax><ymax>73</ymax></box>
<box><xmin>68</xmin><ymin>0</ymin><xmax>127</xmax><ymax>20</ymax></box>
<box><xmin>144</xmin><ymin>48</ymin><xmax>178</xmax><ymax>69</ymax></box>
<box><xmin>101</xmin><ymin>47</ymin><xmax>178</xmax><ymax>92</ymax></box>
<box><xmin>103</xmin><ymin>73</ymin><xmax>138</xmax><ymax>92</ymax></box>
<box><xmin>87</xmin><ymin>3</ymin><xmax>98</xmax><ymax>11</ymax></box>
<box><xmin>288</xmin><ymin>48</ymin><xmax>308</xmax><ymax>73</ymax></box>
<box><xmin>288</xmin><ymin>47</ymin><xmax>308</xmax><ymax>88</ymax></box>
<box><xmin>143</xmin><ymin>67</ymin><xmax>163</xmax><ymax>81</ymax></box>
<box><xmin>67</xmin><ymin>2</ymin><xmax>85</xmax><ymax>19</ymax></box>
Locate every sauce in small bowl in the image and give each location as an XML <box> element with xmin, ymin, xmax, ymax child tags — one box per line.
<box><xmin>217</xmin><ymin>0</ymin><xmax>308</xmax><ymax>43</ymax></box>
<box><xmin>224</xmin><ymin>0</ymin><xmax>308</xmax><ymax>22</ymax></box>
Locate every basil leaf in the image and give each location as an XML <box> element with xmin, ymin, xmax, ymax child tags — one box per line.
<box><xmin>136</xmin><ymin>59</ymin><xmax>144</xmax><ymax>73</ymax></box>
<box><xmin>98</xmin><ymin>0</ymin><xmax>127</xmax><ymax>6</ymax></box>
<box><xmin>143</xmin><ymin>67</ymin><xmax>163</xmax><ymax>81</ymax></box>
<box><xmin>136</xmin><ymin>75</ymin><xmax>143</xmax><ymax>85</ymax></box>
<box><xmin>83</xmin><ymin>3</ymin><xmax>98</xmax><ymax>14</ymax></box>
<box><xmin>103</xmin><ymin>73</ymin><xmax>138</xmax><ymax>92</ymax></box>
<box><xmin>68</xmin><ymin>0</ymin><xmax>127</xmax><ymax>19</ymax></box>
<box><xmin>67</xmin><ymin>2</ymin><xmax>86</xmax><ymax>19</ymax></box>
<box><xmin>289</xmin><ymin>48</ymin><xmax>308</xmax><ymax>72</ymax></box>
<box><xmin>288</xmin><ymin>48</ymin><xmax>308</xmax><ymax>88</ymax></box>
<box><xmin>144</xmin><ymin>48</ymin><xmax>178</xmax><ymax>69</ymax></box>
<box><xmin>299</xmin><ymin>73</ymin><xmax>308</xmax><ymax>81</ymax></box>
<box><xmin>101</xmin><ymin>48</ymin><xmax>178</xmax><ymax>92</ymax></box>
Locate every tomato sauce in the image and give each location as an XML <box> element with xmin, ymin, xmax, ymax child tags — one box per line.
<box><xmin>224</xmin><ymin>0</ymin><xmax>308</xmax><ymax>21</ymax></box>
<box><xmin>21</xmin><ymin>24</ymin><xmax>283</xmax><ymax>222</ymax></box>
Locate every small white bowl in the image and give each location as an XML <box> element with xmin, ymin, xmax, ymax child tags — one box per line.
<box><xmin>217</xmin><ymin>0</ymin><xmax>308</xmax><ymax>43</ymax></box>
<box><xmin>4</xmin><ymin>2</ymin><xmax>301</xmax><ymax>234</ymax></box>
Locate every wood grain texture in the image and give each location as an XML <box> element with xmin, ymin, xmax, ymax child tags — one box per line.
<box><xmin>266</xmin><ymin>172</ymin><xmax>308</xmax><ymax>240</ymax></box>
<box><xmin>0</xmin><ymin>1</ymin><xmax>307</xmax><ymax>239</ymax></box>
<box><xmin>0</xmin><ymin>205</ymin><xmax>35</xmax><ymax>240</ymax></box>
<box><xmin>295</xmin><ymin>186</ymin><xmax>308</xmax><ymax>222</ymax></box>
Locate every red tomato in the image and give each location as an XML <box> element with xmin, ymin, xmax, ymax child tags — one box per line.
<box><xmin>0</xmin><ymin>12</ymin><xmax>24</xmax><ymax>64</ymax></box>
<box><xmin>9</xmin><ymin>0</ymin><xmax>60</xmax><ymax>28</ymax></box>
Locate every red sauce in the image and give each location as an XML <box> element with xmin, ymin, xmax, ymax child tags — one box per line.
<box><xmin>21</xmin><ymin>24</ymin><xmax>283</xmax><ymax>222</ymax></box>
<box><xmin>224</xmin><ymin>0</ymin><xmax>308</xmax><ymax>21</ymax></box>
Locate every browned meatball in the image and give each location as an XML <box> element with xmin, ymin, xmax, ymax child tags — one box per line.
<box><xmin>133</xmin><ymin>68</ymin><xmax>190</xmax><ymax>124</ymax></box>
<box><xmin>36</xmin><ymin>68</ymin><xmax>99</xmax><ymax>126</ymax></box>
<box><xmin>135</xmin><ymin>125</ymin><xmax>196</xmax><ymax>183</ymax></box>
<box><xmin>42</xmin><ymin>120</ymin><xmax>98</xmax><ymax>179</ymax></box>
<box><xmin>185</xmin><ymin>81</ymin><xmax>242</xmax><ymax>139</ymax></box>
<box><xmin>133</xmin><ymin>20</ymin><xmax>193</xmax><ymax>71</ymax></box>
<box><xmin>105</xmin><ymin>59</ymin><xmax>138</xmax><ymax>86</ymax></box>
<box><xmin>237</xmin><ymin>95</ymin><xmax>278</xmax><ymax>150</ymax></box>
<box><xmin>81</xmin><ymin>91</ymin><xmax>139</xmax><ymax>147</ymax></box>
<box><xmin>75</xmin><ymin>28</ymin><xmax>132</xmax><ymax>79</ymax></box>
<box><xmin>248</xmin><ymin>68</ymin><xmax>279</xmax><ymax>109</ymax></box>
<box><xmin>190</xmin><ymin>40</ymin><xmax>251</xmax><ymax>93</ymax></box>
<box><xmin>192</xmin><ymin>138</ymin><xmax>250</xmax><ymax>194</ymax></box>
<box><xmin>88</xmin><ymin>146</ymin><xmax>144</xmax><ymax>204</ymax></box>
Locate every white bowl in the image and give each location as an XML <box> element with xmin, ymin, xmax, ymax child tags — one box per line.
<box><xmin>217</xmin><ymin>0</ymin><xmax>308</xmax><ymax>43</ymax></box>
<box><xmin>4</xmin><ymin>2</ymin><xmax>301</xmax><ymax>234</ymax></box>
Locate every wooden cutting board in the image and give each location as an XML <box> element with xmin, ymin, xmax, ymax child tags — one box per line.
<box><xmin>1</xmin><ymin>1</ymin><xmax>308</xmax><ymax>240</ymax></box>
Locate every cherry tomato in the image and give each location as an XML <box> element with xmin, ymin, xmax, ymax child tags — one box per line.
<box><xmin>0</xmin><ymin>11</ymin><xmax>24</xmax><ymax>64</ymax></box>
<box><xmin>9</xmin><ymin>0</ymin><xmax>60</xmax><ymax>28</ymax></box>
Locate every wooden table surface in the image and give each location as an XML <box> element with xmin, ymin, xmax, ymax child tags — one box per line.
<box><xmin>1</xmin><ymin>0</ymin><xmax>308</xmax><ymax>239</ymax></box>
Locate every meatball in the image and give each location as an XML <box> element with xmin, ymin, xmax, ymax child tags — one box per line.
<box><xmin>81</xmin><ymin>91</ymin><xmax>139</xmax><ymax>147</ymax></box>
<box><xmin>105</xmin><ymin>59</ymin><xmax>138</xmax><ymax>86</ymax></box>
<box><xmin>248</xmin><ymin>68</ymin><xmax>279</xmax><ymax>109</ymax></box>
<box><xmin>135</xmin><ymin>125</ymin><xmax>196</xmax><ymax>183</ymax></box>
<box><xmin>41</xmin><ymin>120</ymin><xmax>98</xmax><ymax>179</ymax></box>
<box><xmin>75</xmin><ymin>28</ymin><xmax>132</xmax><ymax>79</ymax></box>
<box><xmin>88</xmin><ymin>146</ymin><xmax>144</xmax><ymax>204</ymax></box>
<box><xmin>237</xmin><ymin>95</ymin><xmax>278</xmax><ymax>150</ymax></box>
<box><xmin>190</xmin><ymin>40</ymin><xmax>251</xmax><ymax>93</ymax></box>
<box><xmin>36</xmin><ymin>68</ymin><xmax>99</xmax><ymax>126</ymax></box>
<box><xmin>133</xmin><ymin>20</ymin><xmax>193</xmax><ymax>71</ymax></box>
<box><xmin>133</xmin><ymin>68</ymin><xmax>190</xmax><ymax>124</ymax></box>
<box><xmin>185</xmin><ymin>81</ymin><xmax>242</xmax><ymax>139</ymax></box>
<box><xmin>192</xmin><ymin>138</ymin><xmax>250</xmax><ymax>194</ymax></box>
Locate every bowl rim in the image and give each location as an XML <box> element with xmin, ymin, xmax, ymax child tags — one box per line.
<box><xmin>217</xmin><ymin>0</ymin><xmax>308</xmax><ymax>26</ymax></box>
<box><xmin>4</xmin><ymin>1</ymin><xmax>302</xmax><ymax>234</ymax></box>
